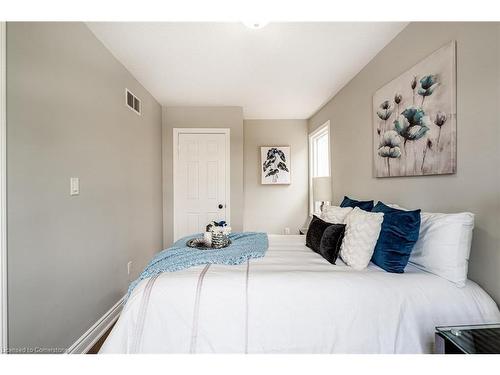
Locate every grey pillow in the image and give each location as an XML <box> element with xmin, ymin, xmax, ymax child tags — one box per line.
<box><xmin>319</xmin><ymin>224</ymin><xmax>346</xmax><ymax>264</ymax></box>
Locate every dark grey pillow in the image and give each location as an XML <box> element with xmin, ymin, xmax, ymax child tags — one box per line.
<box><xmin>305</xmin><ymin>215</ymin><xmax>331</xmax><ymax>253</ymax></box>
<box><xmin>319</xmin><ymin>224</ymin><xmax>346</xmax><ymax>264</ymax></box>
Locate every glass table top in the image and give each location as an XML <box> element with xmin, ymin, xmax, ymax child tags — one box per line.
<box><xmin>436</xmin><ymin>323</ymin><xmax>500</xmax><ymax>354</ymax></box>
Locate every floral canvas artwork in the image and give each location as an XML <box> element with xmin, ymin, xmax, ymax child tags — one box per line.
<box><xmin>373</xmin><ymin>41</ymin><xmax>456</xmax><ymax>177</ymax></box>
<box><xmin>261</xmin><ymin>146</ymin><xmax>291</xmax><ymax>184</ymax></box>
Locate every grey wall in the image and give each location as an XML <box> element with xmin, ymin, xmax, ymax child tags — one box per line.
<box><xmin>308</xmin><ymin>22</ymin><xmax>500</xmax><ymax>304</ymax></box>
<box><xmin>162</xmin><ymin>106</ymin><xmax>244</xmax><ymax>246</ymax></box>
<box><xmin>243</xmin><ymin>120</ymin><xmax>308</xmax><ymax>234</ymax></box>
<box><xmin>7</xmin><ymin>22</ymin><xmax>163</xmax><ymax>351</ymax></box>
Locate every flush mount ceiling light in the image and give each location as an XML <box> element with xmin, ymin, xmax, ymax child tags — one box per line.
<box><xmin>242</xmin><ymin>21</ymin><xmax>269</xmax><ymax>29</ymax></box>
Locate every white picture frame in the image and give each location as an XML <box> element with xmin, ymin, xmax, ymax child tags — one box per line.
<box><xmin>261</xmin><ymin>146</ymin><xmax>291</xmax><ymax>185</ymax></box>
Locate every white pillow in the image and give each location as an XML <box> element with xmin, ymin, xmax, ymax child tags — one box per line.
<box><xmin>387</xmin><ymin>203</ymin><xmax>474</xmax><ymax>287</ymax></box>
<box><xmin>340</xmin><ymin>207</ymin><xmax>384</xmax><ymax>270</ymax></box>
<box><xmin>321</xmin><ymin>206</ymin><xmax>353</xmax><ymax>224</ymax></box>
<box><xmin>411</xmin><ymin>212</ymin><xmax>474</xmax><ymax>287</ymax></box>
<box><xmin>386</xmin><ymin>203</ymin><xmax>406</xmax><ymax>210</ymax></box>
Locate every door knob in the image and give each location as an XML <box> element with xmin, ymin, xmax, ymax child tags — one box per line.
<box><xmin>218</xmin><ymin>204</ymin><xmax>224</xmax><ymax>209</ymax></box>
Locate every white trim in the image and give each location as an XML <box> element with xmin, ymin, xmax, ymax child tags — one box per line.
<box><xmin>172</xmin><ymin>128</ymin><xmax>231</xmax><ymax>241</ymax></box>
<box><xmin>308</xmin><ymin>121</ymin><xmax>331</xmax><ymax>214</ymax></box>
<box><xmin>65</xmin><ymin>296</ymin><xmax>125</xmax><ymax>354</ymax></box>
<box><xmin>0</xmin><ymin>21</ymin><xmax>7</xmax><ymax>354</ymax></box>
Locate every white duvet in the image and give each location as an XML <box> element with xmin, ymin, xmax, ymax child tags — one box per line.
<box><xmin>100</xmin><ymin>235</ymin><xmax>500</xmax><ymax>354</ymax></box>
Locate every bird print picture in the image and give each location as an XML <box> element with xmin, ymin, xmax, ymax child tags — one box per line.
<box><xmin>373</xmin><ymin>41</ymin><xmax>456</xmax><ymax>177</ymax></box>
<box><xmin>261</xmin><ymin>146</ymin><xmax>291</xmax><ymax>184</ymax></box>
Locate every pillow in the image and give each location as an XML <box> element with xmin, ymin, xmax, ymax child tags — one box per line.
<box><xmin>386</xmin><ymin>203</ymin><xmax>408</xmax><ymax>210</ymax></box>
<box><xmin>386</xmin><ymin>204</ymin><xmax>474</xmax><ymax>286</ymax></box>
<box><xmin>321</xmin><ymin>206</ymin><xmax>353</xmax><ymax>224</ymax></box>
<box><xmin>340</xmin><ymin>196</ymin><xmax>374</xmax><ymax>211</ymax></box>
<box><xmin>371</xmin><ymin>202</ymin><xmax>421</xmax><ymax>273</ymax></box>
<box><xmin>319</xmin><ymin>224</ymin><xmax>346</xmax><ymax>264</ymax></box>
<box><xmin>306</xmin><ymin>215</ymin><xmax>331</xmax><ymax>253</ymax></box>
<box><xmin>340</xmin><ymin>207</ymin><xmax>384</xmax><ymax>270</ymax></box>
<box><xmin>410</xmin><ymin>212</ymin><xmax>474</xmax><ymax>287</ymax></box>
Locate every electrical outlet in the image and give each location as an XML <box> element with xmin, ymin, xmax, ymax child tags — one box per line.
<box><xmin>127</xmin><ymin>261</ymin><xmax>132</xmax><ymax>276</ymax></box>
<box><xmin>70</xmin><ymin>177</ymin><xmax>79</xmax><ymax>196</ymax></box>
<box><xmin>284</xmin><ymin>227</ymin><xmax>290</xmax><ymax>235</ymax></box>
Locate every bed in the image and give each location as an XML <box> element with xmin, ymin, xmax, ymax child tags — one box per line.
<box><xmin>100</xmin><ymin>234</ymin><xmax>500</xmax><ymax>353</ymax></box>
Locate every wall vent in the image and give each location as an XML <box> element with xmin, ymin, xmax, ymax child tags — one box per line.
<box><xmin>125</xmin><ymin>89</ymin><xmax>141</xmax><ymax>115</ymax></box>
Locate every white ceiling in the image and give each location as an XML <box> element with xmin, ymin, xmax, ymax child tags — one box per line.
<box><xmin>87</xmin><ymin>22</ymin><xmax>407</xmax><ymax>119</ymax></box>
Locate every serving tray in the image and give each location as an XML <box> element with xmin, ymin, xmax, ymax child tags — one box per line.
<box><xmin>186</xmin><ymin>238</ymin><xmax>232</xmax><ymax>250</ymax></box>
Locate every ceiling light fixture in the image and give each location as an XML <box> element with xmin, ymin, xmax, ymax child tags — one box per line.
<box><xmin>242</xmin><ymin>21</ymin><xmax>269</xmax><ymax>29</ymax></box>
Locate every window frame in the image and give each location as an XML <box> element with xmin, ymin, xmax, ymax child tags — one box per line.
<box><xmin>0</xmin><ymin>21</ymin><xmax>6</xmax><ymax>352</ymax></box>
<box><xmin>308</xmin><ymin>121</ymin><xmax>331</xmax><ymax>215</ymax></box>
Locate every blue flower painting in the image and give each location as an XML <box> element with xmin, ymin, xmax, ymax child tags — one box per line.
<box><xmin>372</xmin><ymin>41</ymin><xmax>456</xmax><ymax>177</ymax></box>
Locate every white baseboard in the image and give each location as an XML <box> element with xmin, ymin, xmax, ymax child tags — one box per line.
<box><xmin>66</xmin><ymin>295</ymin><xmax>125</xmax><ymax>354</ymax></box>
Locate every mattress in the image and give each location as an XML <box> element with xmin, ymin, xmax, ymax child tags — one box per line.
<box><xmin>100</xmin><ymin>235</ymin><xmax>500</xmax><ymax>353</ymax></box>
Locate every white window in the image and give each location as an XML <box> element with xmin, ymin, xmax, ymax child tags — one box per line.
<box><xmin>309</xmin><ymin>121</ymin><xmax>330</xmax><ymax>214</ymax></box>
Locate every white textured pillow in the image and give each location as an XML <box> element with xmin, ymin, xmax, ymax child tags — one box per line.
<box><xmin>321</xmin><ymin>206</ymin><xmax>353</xmax><ymax>224</ymax></box>
<box><xmin>387</xmin><ymin>204</ymin><xmax>474</xmax><ymax>287</ymax></box>
<box><xmin>340</xmin><ymin>207</ymin><xmax>384</xmax><ymax>270</ymax></box>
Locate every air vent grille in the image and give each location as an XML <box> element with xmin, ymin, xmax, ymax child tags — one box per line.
<box><xmin>125</xmin><ymin>89</ymin><xmax>141</xmax><ymax>115</ymax></box>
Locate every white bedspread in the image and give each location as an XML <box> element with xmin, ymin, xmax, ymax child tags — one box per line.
<box><xmin>100</xmin><ymin>235</ymin><xmax>500</xmax><ymax>354</ymax></box>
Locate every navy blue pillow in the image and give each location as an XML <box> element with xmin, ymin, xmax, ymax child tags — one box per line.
<box><xmin>340</xmin><ymin>196</ymin><xmax>374</xmax><ymax>211</ymax></box>
<box><xmin>371</xmin><ymin>202</ymin><xmax>421</xmax><ymax>273</ymax></box>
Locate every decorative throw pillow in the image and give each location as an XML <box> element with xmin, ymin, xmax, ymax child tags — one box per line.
<box><xmin>386</xmin><ymin>204</ymin><xmax>474</xmax><ymax>286</ymax></box>
<box><xmin>340</xmin><ymin>207</ymin><xmax>384</xmax><ymax>270</ymax></box>
<box><xmin>306</xmin><ymin>215</ymin><xmax>331</xmax><ymax>253</ymax></box>
<box><xmin>340</xmin><ymin>196</ymin><xmax>374</xmax><ymax>211</ymax></box>
<box><xmin>321</xmin><ymin>206</ymin><xmax>353</xmax><ymax>224</ymax></box>
<box><xmin>319</xmin><ymin>224</ymin><xmax>346</xmax><ymax>264</ymax></box>
<box><xmin>371</xmin><ymin>202</ymin><xmax>421</xmax><ymax>273</ymax></box>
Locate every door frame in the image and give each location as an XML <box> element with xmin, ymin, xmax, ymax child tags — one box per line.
<box><xmin>172</xmin><ymin>128</ymin><xmax>231</xmax><ymax>241</ymax></box>
<box><xmin>0</xmin><ymin>21</ymin><xmax>8</xmax><ymax>353</ymax></box>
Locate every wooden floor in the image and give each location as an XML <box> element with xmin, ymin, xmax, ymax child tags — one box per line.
<box><xmin>87</xmin><ymin>322</ymin><xmax>115</xmax><ymax>354</ymax></box>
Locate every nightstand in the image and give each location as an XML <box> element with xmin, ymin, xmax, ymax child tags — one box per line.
<box><xmin>435</xmin><ymin>323</ymin><xmax>500</xmax><ymax>353</ymax></box>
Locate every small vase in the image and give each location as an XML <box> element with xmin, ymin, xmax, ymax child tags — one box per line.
<box><xmin>211</xmin><ymin>232</ymin><xmax>228</xmax><ymax>249</ymax></box>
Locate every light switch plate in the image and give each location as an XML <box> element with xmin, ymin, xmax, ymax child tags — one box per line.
<box><xmin>70</xmin><ymin>177</ymin><xmax>79</xmax><ymax>196</ymax></box>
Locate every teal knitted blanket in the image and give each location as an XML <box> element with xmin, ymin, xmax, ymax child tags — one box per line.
<box><xmin>128</xmin><ymin>232</ymin><xmax>268</xmax><ymax>295</ymax></box>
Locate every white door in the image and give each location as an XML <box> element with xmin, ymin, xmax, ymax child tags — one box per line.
<box><xmin>174</xmin><ymin>130</ymin><xmax>229</xmax><ymax>240</ymax></box>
